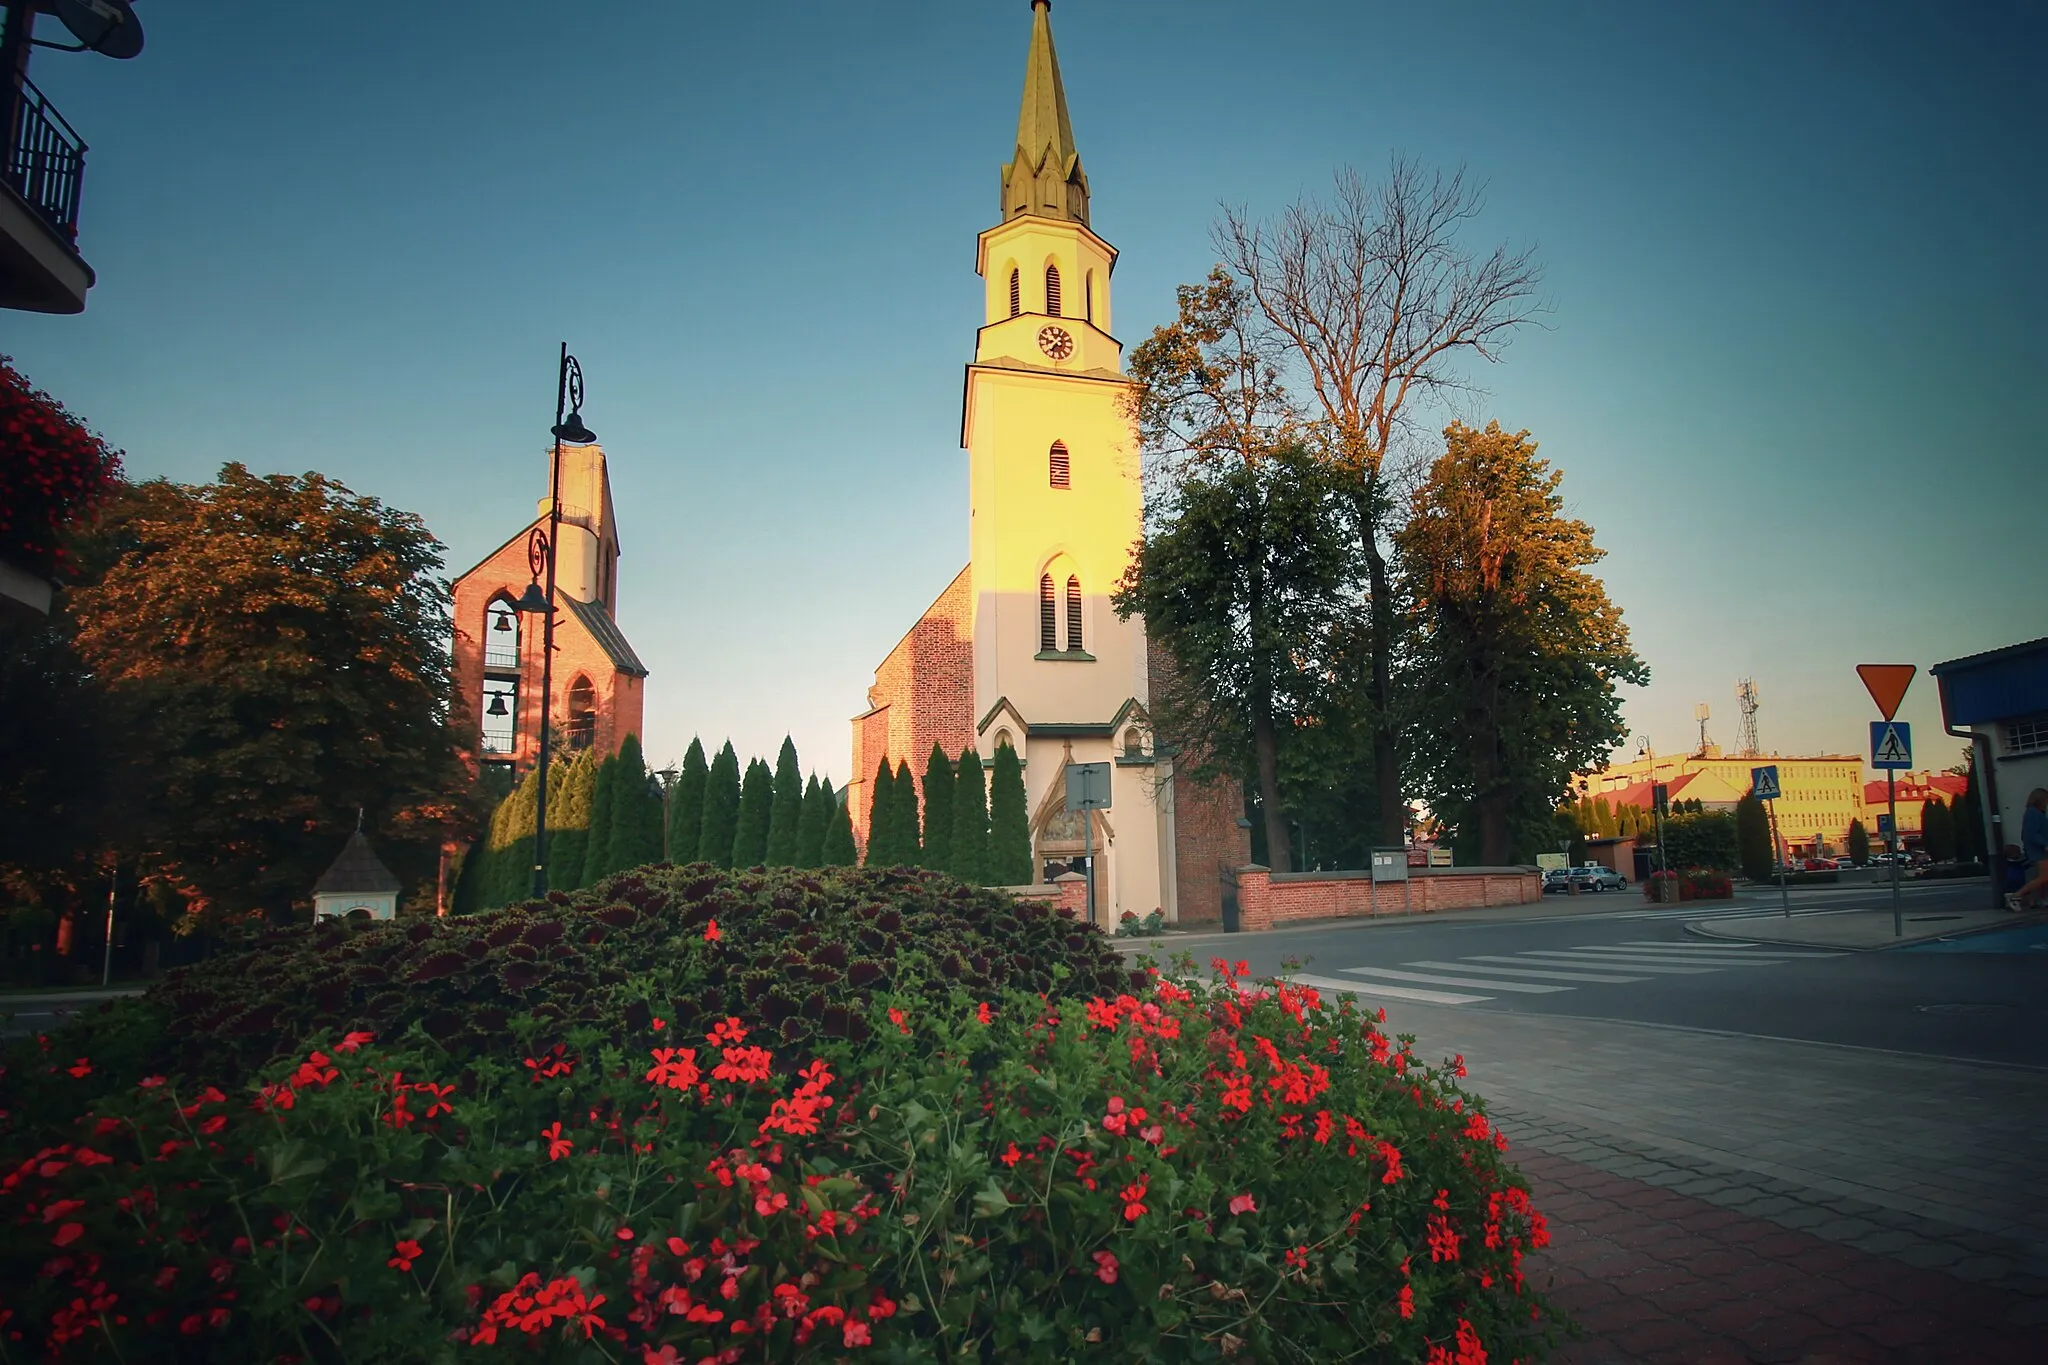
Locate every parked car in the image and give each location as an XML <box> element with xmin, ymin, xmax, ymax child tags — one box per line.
<box><xmin>1569</xmin><ymin>864</ymin><xmax>1628</xmax><ymax>892</ymax></box>
<box><xmin>1542</xmin><ymin>868</ymin><xmax>1573</xmax><ymax>894</ymax></box>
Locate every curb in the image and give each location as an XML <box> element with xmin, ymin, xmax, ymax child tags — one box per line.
<box><xmin>1683</xmin><ymin>910</ymin><xmax>2048</xmax><ymax>953</ymax></box>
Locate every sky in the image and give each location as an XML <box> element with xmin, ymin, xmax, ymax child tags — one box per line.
<box><xmin>10</xmin><ymin>0</ymin><xmax>2042</xmax><ymax>788</ymax></box>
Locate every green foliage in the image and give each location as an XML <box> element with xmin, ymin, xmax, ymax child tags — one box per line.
<box><xmin>1399</xmin><ymin>424</ymin><xmax>1647</xmax><ymax>866</ymax></box>
<box><xmin>608</xmin><ymin>734</ymin><xmax>666</xmax><ymax>875</ymax></box>
<box><xmin>891</xmin><ymin>759</ymin><xmax>922</xmax><ymax>867</ymax></box>
<box><xmin>1921</xmin><ymin>795</ymin><xmax>1955</xmax><ymax>863</ymax></box>
<box><xmin>62</xmin><ymin>465</ymin><xmax>473</xmax><ymax>919</ymax></box>
<box><xmin>2</xmin><ymin>960</ymin><xmax>1559</xmax><ymax>1364</ymax></box>
<box><xmin>920</xmin><ymin>744</ymin><xmax>955</xmax><ymax>874</ymax></box>
<box><xmin>766</xmin><ymin>737</ymin><xmax>805</xmax><ymax>865</ymax></box>
<box><xmin>864</xmin><ymin>759</ymin><xmax>896</xmax><ymax>868</ymax></box>
<box><xmin>794</xmin><ymin>773</ymin><xmax>829</xmax><ymax>868</ymax></box>
<box><xmin>544</xmin><ymin>750</ymin><xmax>597</xmax><ymax>891</ymax></box>
<box><xmin>579</xmin><ymin>754</ymin><xmax>619</xmax><ymax>888</ymax></box>
<box><xmin>1847</xmin><ymin>818</ymin><xmax>1871</xmax><ymax>866</ymax></box>
<box><xmin>1660</xmin><ymin>811</ymin><xmax>1739</xmax><ymax>874</ymax></box>
<box><xmin>952</xmin><ymin>747</ymin><xmax>990</xmax><ymax>885</ymax></box>
<box><xmin>0</xmin><ymin>616</ymin><xmax>121</xmax><ymax>897</ymax></box>
<box><xmin>989</xmin><ymin>739</ymin><xmax>1032</xmax><ymax>885</ymax></box>
<box><xmin>667</xmin><ymin>737</ymin><xmax>708</xmax><ymax>864</ymax></box>
<box><xmin>1736</xmin><ymin>794</ymin><xmax>1775</xmax><ymax>882</ymax></box>
<box><xmin>821</xmin><ymin>787</ymin><xmax>856</xmax><ymax>867</ymax></box>
<box><xmin>697</xmin><ymin>742</ymin><xmax>742</xmax><ymax>868</ymax></box>
<box><xmin>733</xmin><ymin>758</ymin><xmax>774</xmax><ymax>868</ymax></box>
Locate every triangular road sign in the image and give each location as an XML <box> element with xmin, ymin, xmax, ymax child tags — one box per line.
<box><xmin>1856</xmin><ymin>663</ymin><xmax>1915</xmax><ymax>721</ymax></box>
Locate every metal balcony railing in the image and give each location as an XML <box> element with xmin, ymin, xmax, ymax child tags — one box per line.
<box><xmin>6</xmin><ymin>79</ymin><xmax>87</xmax><ymax>243</ymax></box>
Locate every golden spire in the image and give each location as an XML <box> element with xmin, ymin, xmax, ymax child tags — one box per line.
<box><xmin>1001</xmin><ymin>0</ymin><xmax>1089</xmax><ymax>226</ymax></box>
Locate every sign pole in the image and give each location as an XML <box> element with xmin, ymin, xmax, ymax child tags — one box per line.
<box><xmin>1888</xmin><ymin>769</ymin><xmax>1900</xmax><ymax>937</ymax></box>
<box><xmin>1082</xmin><ymin>811</ymin><xmax>1095</xmax><ymax>928</ymax></box>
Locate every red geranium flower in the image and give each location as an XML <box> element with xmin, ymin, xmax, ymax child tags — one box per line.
<box><xmin>541</xmin><ymin>1122</ymin><xmax>573</xmax><ymax>1161</ymax></box>
<box><xmin>1092</xmin><ymin>1250</ymin><xmax>1118</xmax><ymax>1283</ymax></box>
<box><xmin>388</xmin><ymin>1239</ymin><xmax>422</xmax><ymax>1271</ymax></box>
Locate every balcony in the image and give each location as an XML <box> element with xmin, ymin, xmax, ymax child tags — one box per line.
<box><xmin>2</xmin><ymin>78</ymin><xmax>94</xmax><ymax>314</ymax></box>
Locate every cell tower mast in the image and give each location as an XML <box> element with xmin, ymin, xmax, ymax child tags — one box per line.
<box><xmin>1694</xmin><ymin>703</ymin><xmax>1712</xmax><ymax>753</ymax></box>
<box><xmin>1736</xmin><ymin>679</ymin><xmax>1761</xmax><ymax>757</ymax></box>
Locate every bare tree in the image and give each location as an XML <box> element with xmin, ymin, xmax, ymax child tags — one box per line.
<box><xmin>1218</xmin><ymin>159</ymin><xmax>1545</xmax><ymax>845</ymax></box>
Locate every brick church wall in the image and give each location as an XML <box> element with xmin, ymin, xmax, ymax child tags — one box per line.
<box><xmin>848</xmin><ymin>566</ymin><xmax>976</xmax><ymax>850</ymax></box>
<box><xmin>1145</xmin><ymin>639</ymin><xmax>1248</xmax><ymax>925</ymax></box>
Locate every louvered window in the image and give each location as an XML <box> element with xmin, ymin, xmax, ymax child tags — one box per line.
<box><xmin>1009</xmin><ymin>269</ymin><xmax>1021</xmax><ymax>318</ymax></box>
<box><xmin>1085</xmin><ymin>270</ymin><xmax>1094</xmax><ymax>324</ymax></box>
<box><xmin>1039</xmin><ymin>574</ymin><xmax>1057</xmax><ymax>652</ymax></box>
<box><xmin>1066</xmin><ymin>576</ymin><xmax>1083</xmax><ymax>652</ymax></box>
<box><xmin>1049</xmin><ymin>441</ymin><xmax>1071</xmax><ymax>489</ymax></box>
<box><xmin>1045</xmin><ymin>264</ymin><xmax>1062</xmax><ymax>317</ymax></box>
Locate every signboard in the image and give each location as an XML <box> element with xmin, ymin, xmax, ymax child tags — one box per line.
<box><xmin>1855</xmin><ymin>664</ymin><xmax>1916</xmax><ymax>722</ymax></box>
<box><xmin>1372</xmin><ymin>848</ymin><xmax>1412</xmax><ymax>882</ymax></box>
<box><xmin>1869</xmin><ymin>721</ymin><xmax>1913</xmax><ymax>770</ymax></box>
<box><xmin>1750</xmin><ymin>765</ymin><xmax>1781</xmax><ymax>801</ymax></box>
<box><xmin>1536</xmin><ymin>852</ymin><xmax>1568</xmax><ymax>872</ymax></box>
<box><xmin>1064</xmin><ymin>762</ymin><xmax>1112</xmax><ymax>811</ymax></box>
<box><xmin>1876</xmin><ymin>813</ymin><xmax>1894</xmax><ymax>836</ymax></box>
<box><xmin>1428</xmin><ymin>847</ymin><xmax>1453</xmax><ymax>868</ymax></box>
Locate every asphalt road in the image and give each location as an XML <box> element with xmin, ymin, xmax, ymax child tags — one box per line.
<box><xmin>1127</xmin><ymin>878</ymin><xmax>2048</xmax><ymax>1070</ymax></box>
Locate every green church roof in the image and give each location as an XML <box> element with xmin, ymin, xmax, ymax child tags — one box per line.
<box><xmin>1002</xmin><ymin>0</ymin><xmax>1090</xmax><ymax>226</ymax></box>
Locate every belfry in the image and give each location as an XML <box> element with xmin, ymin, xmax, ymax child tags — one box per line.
<box><xmin>849</xmin><ymin>0</ymin><xmax>1245</xmax><ymax>925</ymax></box>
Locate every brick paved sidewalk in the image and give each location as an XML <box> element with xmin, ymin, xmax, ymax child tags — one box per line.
<box><xmin>1516</xmin><ymin>1144</ymin><xmax>2048</xmax><ymax>1364</ymax></box>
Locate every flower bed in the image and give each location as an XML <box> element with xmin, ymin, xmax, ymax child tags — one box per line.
<box><xmin>2</xmin><ymin>963</ymin><xmax>1556</xmax><ymax>1362</ymax></box>
<box><xmin>1641</xmin><ymin>869</ymin><xmax>1733</xmax><ymax>903</ymax></box>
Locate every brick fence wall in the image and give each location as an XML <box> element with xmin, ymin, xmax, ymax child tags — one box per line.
<box><xmin>1233</xmin><ymin>865</ymin><xmax>1542</xmax><ymax>932</ymax></box>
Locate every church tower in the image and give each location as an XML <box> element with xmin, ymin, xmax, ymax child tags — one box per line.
<box><xmin>963</xmin><ymin>0</ymin><xmax>1165</xmax><ymax>922</ymax></box>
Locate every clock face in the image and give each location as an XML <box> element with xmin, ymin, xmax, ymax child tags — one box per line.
<box><xmin>1037</xmin><ymin>325</ymin><xmax>1075</xmax><ymax>360</ymax></box>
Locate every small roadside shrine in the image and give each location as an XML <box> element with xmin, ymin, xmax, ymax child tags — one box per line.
<box><xmin>312</xmin><ymin>830</ymin><xmax>403</xmax><ymax>921</ymax></box>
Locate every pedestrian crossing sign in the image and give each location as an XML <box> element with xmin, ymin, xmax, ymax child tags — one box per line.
<box><xmin>1870</xmin><ymin>721</ymin><xmax>1912</xmax><ymax>770</ymax></box>
<box><xmin>1750</xmin><ymin>765</ymin><xmax>1781</xmax><ymax>801</ymax></box>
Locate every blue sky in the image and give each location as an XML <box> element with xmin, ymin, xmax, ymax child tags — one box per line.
<box><xmin>11</xmin><ymin>0</ymin><xmax>2040</xmax><ymax>785</ymax></box>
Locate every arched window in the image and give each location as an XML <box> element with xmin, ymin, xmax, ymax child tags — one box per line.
<box><xmin>485</xmin><ymin>595</ymin><xmax>520</xmax><ymax>670</ymax></box>
<box><xmin>481</xmin><ymin>679</ymin><xmax>518</xmax><ymax>755</ymax></box>
<box><xmin>1039</xmin><ymin>574</ymin><xmax>1057</xmax><ymax>652</ymax></box>
<box><xmin>1065</xmin><ymin>576</ymin><xmax>1083</xmax><ymax>652</ymax></box>
<box><xmin>566</xmin><ymin>675</ymin><xmax>596</xmax><ymax>751</ymax></box>
<box><xmin>1008</xmin><ymin>268</ymin><xmax>1021</xmax><ymax>318</ymax></box>
<box><xmin>1048</xmin><ymin>440</ymin><xmax>1071</xmax><ymax>489</ymax></box>
<box><xmin>1085</xmin><ymin>270</ymin><xmax>1095</xmax><ymax>324</ymax></box>
<box><xmin>1044</xmin><ymin>263</ymin><xmax>1062</xmax><ymax>317</ymax></box>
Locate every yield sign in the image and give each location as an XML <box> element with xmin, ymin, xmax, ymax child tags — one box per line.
<box><xmin>1856</xmin><ymin>663</ymin><xmax>1916</xmax><ymax>721</ymax></box>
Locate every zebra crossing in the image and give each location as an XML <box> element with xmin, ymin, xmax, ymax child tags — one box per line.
<box><xmin>1287</xmin><ymin>939</ymin><xmax>1842</xmax><ymax>1006</ymax></box>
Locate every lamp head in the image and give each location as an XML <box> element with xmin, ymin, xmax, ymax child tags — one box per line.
<box><xmin>552</xmin><ymin>411</ymin><xmax>596</xmax><ymax>445</ymax></box>
<box><xmin>513</xmin><ymin>581</ymin><xmax>551</xmax><ymax>615</ymax></box>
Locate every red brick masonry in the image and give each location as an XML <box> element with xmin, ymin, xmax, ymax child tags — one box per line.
<box><xmin>1233</xmin><ymin>866</ymin><xmax>1542</xmax><ymax>931</ymax></box>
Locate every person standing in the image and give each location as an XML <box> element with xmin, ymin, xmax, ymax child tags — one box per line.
<box><xmin>2009</xmin><ymin>788</ymin><xmax>2048</xmax><ymax>911</ymax></box>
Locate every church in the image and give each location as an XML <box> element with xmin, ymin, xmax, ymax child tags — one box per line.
<box><xmin>849</xmin><ymin>0</ymin><xmax>1244</xmax><ymax>926</ymax></box>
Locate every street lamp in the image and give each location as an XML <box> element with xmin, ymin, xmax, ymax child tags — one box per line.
<box><xmin>514</xmin><ymin>343</ymin><xmax>595</xmax><ymax>898</ymax></box>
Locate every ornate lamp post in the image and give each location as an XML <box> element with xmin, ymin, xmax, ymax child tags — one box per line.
<box><xmin>513</xmin><ymin>344</ymin><xmax>595</xmax><ymax>898</ymax></box>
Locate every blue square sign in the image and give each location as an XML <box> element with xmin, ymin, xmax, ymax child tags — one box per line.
<box><xmin>1750</xmin><ymin>765</ymin><xmax>1781</xmax><ymax>801</ymax></box>
<box><xmin>1870</xmin><ymin>721</ymin><xmax>1912</xmax><ymax>770</ymax></box>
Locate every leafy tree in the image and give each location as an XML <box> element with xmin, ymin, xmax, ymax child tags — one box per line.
<box><xmin>951</xmin><ymin>746</ymin><xmax>990</xmax><ymax>885</ymax></box>
<box><xmin>1661</xmin><ymin>811</ymin><xmax>1739</xmax><ymax>872</ymax></box>
<box><xmin>891</xmin><ymin>760</ymin><xmax>922</xmax><ymax>867</ymax></box>
<box><xmin>546</xmin><ymin>750</ymin><xmax>598</xmax><ymax>890</ymax></box>
<box><xmin>988</xmin><ymin>739</ymin><xmax>1032</xmax><ymax>885</ymax></box>
<box><xmin>0</xmin><ymin>616</ymin><xmax>124</xmax><ymax>906</ymax></box>
<box><xmin>1921</xmin><ymin>795</ymin><xmax>1954</xmax><ymax>863</ymax></box>
<box><xmin>1847</xmin><ymin>818</ymin><xmax>1870</xmax><ymax>866</ymax></box>
<box><xmin>765</xmin><ymin>737</ymin><xmax>804</xmax><ymax>865</ymax></box>
<box><xmin>820</xmin><ymin>786</ymin><xmax>856</xmax><ymax>867</ymax></box>
<box><xmin>920</xmin><ymin>745</ymin><xmax>955</xmax><ymax>874</ymax></box>
<box><xmin>607</xmin><ymin>735</ymin><xmax>665</xmax><ymax>874</ymax></box>
<box><xmin>666</xmin><ymin>738</ymin><xmax>708</xmax><ymax>864</ymax></box>
<box><xmin>579</xmin><ymin>755</ymin><xmax>619</xmax><ymax>888</ymax></box>
<box><xmin>864</xmin><ymin>759</ymin><xmax>896</xmax><ymax>868</ymax></box>
<box><xmin>1736</xmin><ymin>793</ymin><xmax>1774</xmax><ymax>881</ymax></box>
<box><xmin>1122</xmin><ymin>274</ymin><xmax>1359</xmax><ymax>873</ymax></box>
<box><xmin>1397</xmin><ymin>423</ymin><xmax>1646</xmax><ymax>864</ymax></box>
<box><xmin>63</xmin><ymin>465</ymin><xmax>473</xmax><ymax>920</ymax></box>
<box><xmin>696</xmin><ymin>742</ymin><xmax>741</xmax><ymax>868</ymax></box>
<box><xmin>732</xmin><ymin>758</ymin><xmax>773</xmax><ymax>868</ymax></box>
<box><xmin>793</xmin><ymin>774</ymin><xmax>829</xmax><ymax>868</ymax></box>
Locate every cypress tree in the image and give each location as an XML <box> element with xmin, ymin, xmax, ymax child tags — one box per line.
<box><xmin>1958</xmin><ymin>764</ymin><xmax>1985</xmax><ymax>862</ymax></box>
<box><xmin>481</xmin><ymin>781</ymin><xmax>517</xmax><ymax>909</ymax></box>
<box><xmin>1735</xmin><ymin>792</ymin><xmax>1773</xmax><ymax>882</ymax></box>
<box><xmin>988</xmin><ymin>738</ymin><xmax>1032</xmax><ymax>885</ymax></box>
<box><xmin>696</xmin><ymin>742</ymin><xmax>742</xmax><ymax>868</ymax></box>
<box><xmin>892</xmin><ymin>759</ymin><xmax>922</xmax><ymax>866</ymax></box>
<box><xmin>1921</xmin><ymin>795</ymin><xmax>1954</xmax><ymax>863</ymax></box>
<box><xmin>667</xmin><ymin>738</ymin><xmax>708</xmax><ymax>864</ymax></box>
<box><xmin>548</xmin><ymin>750</ymin><xmax>598</xmax><ymax>890</ymax></box>
<box><xmin>609</xmin><ymin>735</ymin><xmax>666</xmax><ymax>873</ymax></box>
<box><xmin>920</xmin><ymin>744</ymin><xmax>955</xmax><ymax>874</ymax></box>
<box><xmin>865</xmin><ymin>758</ymin><xmax>896</xmax><ymax>867</ymax></box>
<box><xmin>733</xmin><ymin>757</ymin><xmax>774</xmax><ymax>867</ymax></box>
<box><xmin>794</xmin><ymin>774</ymin><xmax>829</xmax><ymax>867</ymax></box>
<box><xmin>766</xmin><ymin>736</ymin><xmax>804</xmax><ymax>865</ymax></box>
<box><xmin>821</xmin><ymin>786</ymin><xmax>856</xmax><ymax>867</ymax></box>
<box><xmin>951</xmin><ymin>745</ymin><xmax>989</xmax><ymax>885</ymax></box>
<box><xmin>580</xmin><ymin>754</ymin><xmax>619</xmax><ymax>888</ymax></box>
